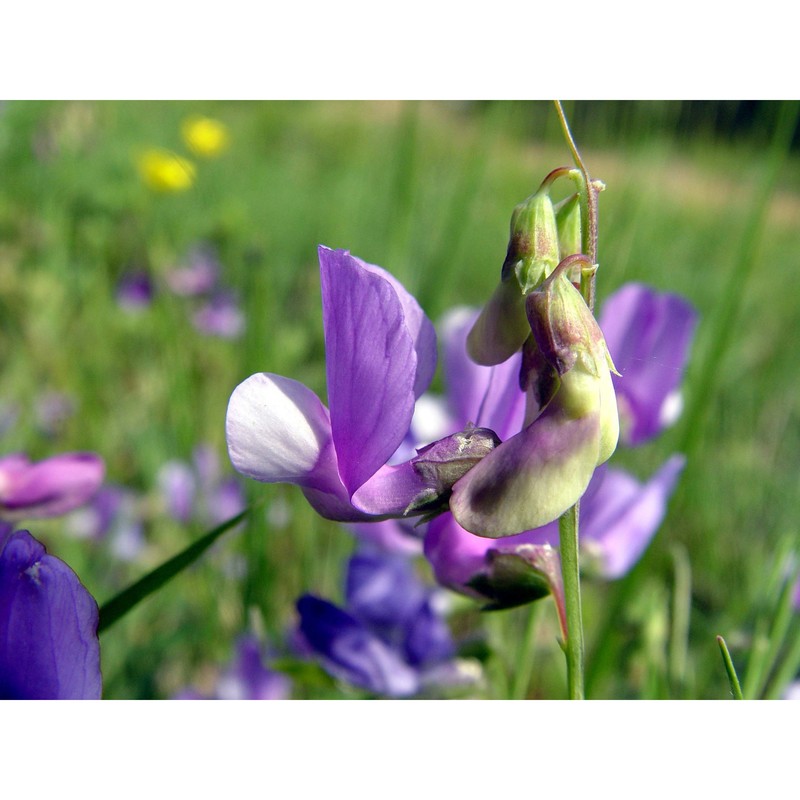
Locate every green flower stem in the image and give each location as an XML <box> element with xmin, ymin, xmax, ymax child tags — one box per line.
<box><xmin>559</xmin><ymin>502</ymin><xmax>585</xmax><ymax>699</ymax></box>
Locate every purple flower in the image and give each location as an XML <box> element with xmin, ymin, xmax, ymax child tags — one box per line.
<box><xmin>598</xmin><ymin>283</ymin><xmax>697</xmax><ymax>446</ymax></box>
<box><xmin>579</xmin><ymin>456</ymin><xmax>686</xmax><ymax>579</ymax></box>
<box><xmin>296</xmin><ymin>548</ymin><xmax>474</xmax><ymax>697</ymax></box>
<box><xmin>65</xmin><ymin>485</ymin><xmax>146</xmax><ymax>563</ymax></box>
<box><xmin>419</xmin><ymin>288</ymin><xmax>692</xmax><ymax>601</ymax></box>
<box><xmin>192</xmin><ymin>292</ymin><xmax>245</xmax><ymax>339</ymax></box>
<box><xmin>0</xmin><ymin>527</ymin><xmax>101</xmax><ymax>699</ymax></box>
<box><xmin>116</xmin><ymin>271</ymin><xmax>154</xmax><ymax>311</ymax></box>
<box><xmin>165</xmin><ymin>245</ymin><xmax>220</xmax><ymax>297</ymax></box>
<box><xmin>158</xmin><ymin>445</ymin><xmax>246</xmax><ymax>527</ymax></box>
<box><xmin>157</xmin><ymin>460</ymin><xmax>196</xmax><ymax>523</ymax></box>
<box><xmin>35</xmin><ymin>391</ymin><xmax>75</xmax><ymax>437</ymax></box>
<box><xmin>226</xmin><ymin>246</ymin><xmax>437</xmax><ymax>523</ymax></box>
<box><xmin>0</xmin><ymin>452</ymin><xmax>105</xmax><ymax>521</ymax></box>
<box><xmin>176</xmin><ymin>635</ymin><xmax>291</xmax><ymax>700</ymax></box>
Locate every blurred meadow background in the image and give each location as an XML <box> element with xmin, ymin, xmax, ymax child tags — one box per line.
<box><xmin>2</xmin><ymin>99</ymin><xmax>799</xmax><ymax>700</ymax></box>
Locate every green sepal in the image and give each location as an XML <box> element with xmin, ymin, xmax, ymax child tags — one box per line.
<box><xmin>468</xmin><ymin>551</ymin><xmax>552</xmax><ymax>611</ymax></box>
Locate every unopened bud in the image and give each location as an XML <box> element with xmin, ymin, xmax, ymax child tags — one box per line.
<box><xmin>503</xmin><ymin>190</ymin><xmax>560</xmax><ymax>295</ymax></box>
<box><xmin>466</xmin><ymin>187</ymin><xmax>560</xmax><ymax>366</ymax></box>
<box><xmin>526</xmin><ymin>271</ymin><xmax>606</xmax><ymax>378</ymax></box>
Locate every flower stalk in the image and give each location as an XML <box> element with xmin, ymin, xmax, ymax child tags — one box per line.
<box><xmin>552</xmin><ymin>100</ymin><xmax>602</xmax><ymax>699</ymax></box>
<box><xmin>559</xmin><ymin>502</ymin><xmax>584</xmax><ymax>698</ymax></box>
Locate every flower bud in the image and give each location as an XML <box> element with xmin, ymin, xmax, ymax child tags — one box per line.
<box><xmin>526</xmin><ymin>272</ymin><xmax>619</xmax><ymax>464</ymax></box>
<box><xmin>526</xmin><ymin>271</ymin><xmax>607</xmax><ymax>378</ymax></box>
<box><xmin>466</xmin><ymin>189</ymin><xmax>559</xmax><ymax>366</ymax></box>
<box><xmin>503</xmin><ymin>190</ymin><xmax>560</xmax><ymax>294</ymax></box>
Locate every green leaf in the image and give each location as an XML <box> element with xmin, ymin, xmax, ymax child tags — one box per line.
<box><xmin>97</xmin><ymin>509</ymin><xmax>249</xmax><ymax>634</ymax></box>
<box><xmin>716</xmin><ymin>635</ymin><xmax>743</xmax><ymax>700</ymax></box>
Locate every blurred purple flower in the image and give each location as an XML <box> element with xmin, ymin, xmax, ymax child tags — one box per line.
<box><xmin>192</xmin><ymin>292</ymin><xmax>245</xmax><ymax>339</ymax></box>
<box><xmin>66</xmin><ymin>485</ymin><xmax>146</xmax><ymax>563</ymax></box>
<box><xmin>599</xmin><ymin>283</ymin><xmax>697</xmax><ymax>446</ymax></box>
<box><xmin>784</xmin><ymin>682</ymin><xmax>800</xmax><ymax>700</ymax></box>
<box><xmin>175</xmin><ymin>635</ymin><xmax>291</xmax><ymax>700</ymax></box>
<box><xmin>0</xmin><ymin>452</ymin><xmax>105</xmax><ymax>521</ymax></box>
<box><xmin>579</xmin><ymin>456</ymin><xmax>686</xmax><ymax>579</ymax></box>
<box><xmin>158</xmin><ymin>445</ymin><xmax>246</xmax><ymax>527</ymax></box>
<box><xmin>0</xmin><ymin>526</ymin><xmax>101</xmax><ymax>699</ymax></box>
<box><xmin>158</xmin><ymin>460</ymin><xmax>196</xmax><ymax>523</ymax></box>
<box><xmin>35</xmin><ymin>391</ymin><xmax>75</xmax><ymax>437</ymax></box>
<box><xmin>226</xmin><ymin>246</ymin><xmax>437</xmax><ymax>523</ymax></box>
<box><xmin>165</xmin><ymin>246</ymin><xmax>220</xmax><ymax>297</ymax></box>
<box><xmin>296</xmin><ymin>548</ymin><xmax>476</xmax><ymax>697</ymax></box>
<box><xmin>116</xmin><ymin>271</ymin><xmax>154</xmax><ymax>311</ymax></box>
<box><xmin>0</xmin><ymin>402</ymin><xmax>19</xmax><ymax>439</ymax></box>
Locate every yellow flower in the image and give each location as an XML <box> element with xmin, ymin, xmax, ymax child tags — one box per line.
<box><xmin>181</xmin><ymin>115</ymin><xmax>229</xmax><ymax>158</ymax></box>
<box><xmin>138</xmin><ymin>149</ymin><xmax>196</xmax><ymax>193</ymax></box>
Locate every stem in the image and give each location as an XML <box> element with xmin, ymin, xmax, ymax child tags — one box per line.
<box><xmin>551</xmin><ymin>101</ymin><xmax>597</xmax><ymax>700</ymax></box>
<box><xmin>559</xmin><ymin>502</ymin><xmax>584</xmax><ymax>699</ymax></box>
<box><xmin>553</xmin><ymin>100</ymin><xmax>601</xmax><ymax>310</ymax></box>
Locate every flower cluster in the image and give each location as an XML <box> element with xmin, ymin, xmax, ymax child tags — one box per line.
<box><xmin>295</xmin><ymin>543</ymin><xmax>477</xmax><ymax>697</ymax></box>
<box><xmin>226</xmin><ymin>233</ymin><xmax>696</xmax><ymax>613</ymax></box>
<box><xmin>116</xmin><ymin>244</ymin><xmax>245</xmax><ymax>339</ymax></box>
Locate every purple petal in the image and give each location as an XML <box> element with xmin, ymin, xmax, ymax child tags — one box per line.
<box><xmin>403</xmin><ymin>595</ymin><xmax>455</xmax><ymax>668</ymax></box>
<box><xmin>349</xmin><ymin>519</ymin><xmax>423</xmax><ymax>556</ymax></box>
<box><xmin>350</xmin><ymin>461</ymin><xmax>433</xmax><ymax>517</ymax></box>
<box><xmin>0</xmin><ymin>529</ymin><xmax>101</xmax><ymax>699</ymax></box>
<box><xmin>345</xmin><ymin>550</ymin><xmax>427</xmax><ymax>632</ymax></box>
<box><xmin>0</xmin><ymin>453</ymin><xmax>105</xmax><ymax>521</ymax></box>
<box><xmin>350</xmin><ymin>252</ymin><xmax>437</xmax><ymax>399</ymax></box>
<box><xmin>319</xmin><ymin>246</ymin><xmax>435</xmax><ymax>495</ymax></box>
<box><xmin>580</xmin><ymin>455</ymin><xmax>686</xmax><ymax>578</ymax></box>
<box><xmin>424</xmin><ymin>511</ymin><xmax>555</xmax><ymax>595</ymax></box>
<box><xmin>599</xmin><ymin>283</ymin><xmax>697</xmax><ymax>445</ymax></box>
<box><xmin>297</xmin><ymin>595</ymin><xmax>419</xmax><ymax>697</ymax></box>
<box><xmin>440</xmin><ymin>307</ymin><xmax>526</xmax><ymax>440</ymax></box>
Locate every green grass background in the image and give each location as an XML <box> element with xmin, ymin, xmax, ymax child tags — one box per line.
<box><xmin>1</xmin><ymin>100</ymin><xmax>798</xmax><ymax>699</ymax></box>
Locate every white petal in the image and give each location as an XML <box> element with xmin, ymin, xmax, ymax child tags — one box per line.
<box><xmin>225</xmin><ymin>373</ymin><xmax>333</xmax><ymax>486</ymax></box>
